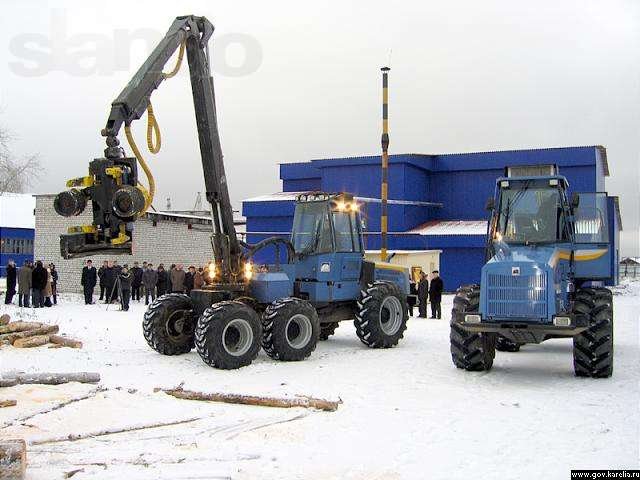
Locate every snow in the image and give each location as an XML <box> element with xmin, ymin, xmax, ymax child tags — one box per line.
<box><xmin>0</xmin><ymin>192</ymin><xmax>35</xmax><ymax>229</ymax></box>
<box><xmin>0</xmin><ymin>286</ymin><xmax>638</xmax><ymax>479</ymax></box>
<box><xmin>408</xmin><ymin>220</ymin><xmax>488</xmax><ymax>236</ymax></box>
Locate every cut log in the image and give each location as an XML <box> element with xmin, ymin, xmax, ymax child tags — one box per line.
<box><xmin>159</xmin><ymin>386</ymin><xmax>341</xmax><ymax>412</ymax></box>
<box><xmin>49</xmin><ymin>335</ymin><xmax>83</xmax><ymax>349</ymax></box>
<box><xmin>0</xmin><ymin>379</ymin><xmax>18</xmax><ymax>388</ymax></box>
<box><xmin>13</xmin><ymin>335</ymin><xmax>50</xmax><ymax>348</ymax></box>
<box><xmin>0</xmin><ymin>322</ymin><xmax>42</xmax><ymax>335</ymax></box>
<box><xmin>0</xmin><ymin>314</ymin><xmax>10</xmax><ymax>326</ymax></box>
<box><xmin>0</xmin><ymin>325</ymin><xmax>59</xmax><ymax>345</ymax></box>
<box><xmin>7</xmin><ymin>372</ymin><xmax>100</xmax><ymax>386</ymax></box>
<box><xmin>0</xmin><ymin>439</ymin><xmax>26</xmax><ymax>479</ymax></box>
<box><xmin>0</xmin><ymin>400</ymin><xmax>16</xmax><ymax>408</ymax></box>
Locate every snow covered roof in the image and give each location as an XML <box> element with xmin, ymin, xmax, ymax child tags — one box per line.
<box><xmin>0</xmin><ymin>193</ymin><xmax>35</xmax><ymax>229</ymax></box>
<box><xmin>408</xmin><ymin>220</ymin><xmax>487</xmax><ymax>236</ymax></box>
<box><xmin>245</xmin><ymin>191</ymin><xmax>442</xmax><ymax>207</ymax></box>
<box><xmin>366</xmin><ymin>249</ymin><xmax>442</xmax><ymax>254</ymax></box>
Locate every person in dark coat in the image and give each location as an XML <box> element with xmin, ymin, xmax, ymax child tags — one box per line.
<box><xmin>81</xmin><ymin>259</ymin><xmax>98</xmax><ymax>304</ymax></box>
<box><xmin>4</xmin><ymin>259</ymin><xmax>17</xmax><ymax>304</ymax></box>
<box><xmin>18</xmin><ymin>260</ymin><xmax>32</xmax><ymax>307</ymax></box>
<box><xmin>31</xmin><ymin>261</ymin><xmax>47</xmax><ymax>308</ymax></box>
<box><xmin>184</xmin><ymin>266</ymin><xmax>196</xmax><ymax>294</ymax></box>
<box><xmin>156</xmin><ymin>264</ymin><xmax>169</xmax><ymax>297</ymax></box>
<box><xmin>131</xmin><ymin>261</ymin><xmax>143</xmax><ymax>302</ymax></box>
<box><xmin>143</xmin><ymin>263</ymin><xmax>158</xmax><ymax>305</ymax></box>
<box><xmin>98</xmin><ymin>260</ymin><xmax>108</xmax><ymax>300</ymax></box>
<box><xmin>103</xmin><ymin>261</ymin><xmax>117</xmax><ymax>303</ymax></box>
<box><xmin>50</xmin><ymin>263</ymin><xmax>59</xmax><ymax>305</ymax></box>
<box><xmin>429</xmin><ymin>270</ymin><xmax>444</xmax><ymax>319</ymax></box>
<box><xmin>119</xmin><ymin>266</ymin><xmax>132</xmax><ymax>311</ymax></box>
<box><xmin>417</xmin><ymin>271</ymin><xmax>429</xmax><ymax>318</ymax></box>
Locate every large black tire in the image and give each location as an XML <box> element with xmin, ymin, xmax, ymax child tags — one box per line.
<box><xmin>319</xmin><ymin>322</ymin><xmax>339</xmax><ymax>341</ymax></box>
<box><xmin>573</xmin><ymin>287</ymin><xmax>614</xmax><ymax>378</ymax></box>
<box><xmin>355</xmin><ymin>281</ymin><xmax>408</xmax><ymax>348</ymax></box>
<box><xmin>262</xmin><ymin>298</ymin><xmax>320</xmax><ymax>361</ymax></box>
<box><xmin>496</xmin><ymin>335</ymin><xmax>522</xmax><ymax>352</ymax></box>
<box><xmin>450</xmin><ymin>285</ymin><xmax>496</xmax><ymax>371</ymax></box>
<box><xmin>195</xmin><ymin>301</ymin><xmax>262</xmax><ymax>370</ymax></box>
<box><xmin>143</xmin><ymin>293</ymin><xmax>195</xmax><ymax>355</ymax></box>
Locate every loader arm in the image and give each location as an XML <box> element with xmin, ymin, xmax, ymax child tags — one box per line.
<box><xmin>55</xmin><ymin>15</ymin><xmax>242</xmax><ymax>282</ymax></box>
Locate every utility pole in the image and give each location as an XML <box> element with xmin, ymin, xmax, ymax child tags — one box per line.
<box><xmin>380</xmin><ymin>66</ymin><xmax>390</xmax><ymax>262</ymax></box>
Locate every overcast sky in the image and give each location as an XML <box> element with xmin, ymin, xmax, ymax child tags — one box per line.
<box><xmin>1</xmin><ymin>0</ymin><xmax>638</xmax><ymax>255</ymax></box>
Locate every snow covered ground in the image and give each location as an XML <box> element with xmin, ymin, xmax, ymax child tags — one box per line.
<box><xmin>1</xmin><ymin>284</ymin><xmax>638</xmax><ymax>480</ymax></box>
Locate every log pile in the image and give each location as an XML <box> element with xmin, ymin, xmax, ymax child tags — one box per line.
<box><xmin>0</xmin><ymin>315</ymin><xmax>82</xmax><ymax>350</ymax></box>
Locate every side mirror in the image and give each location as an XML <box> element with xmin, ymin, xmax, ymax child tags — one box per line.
<box><xmin>485</xmin><ymin>197</ymin><xmax>495</xmax><ymax>212</ymax></box>
<box><xmin>571</xmin><ymin>193</ymin><xmax>580</xmax><ymax>209</ymax></box>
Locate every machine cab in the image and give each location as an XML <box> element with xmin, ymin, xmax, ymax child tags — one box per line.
<box><xmin>291</xmin><ymin>192</ymin><xmax>364</xmax><ymax>302</ymax></box>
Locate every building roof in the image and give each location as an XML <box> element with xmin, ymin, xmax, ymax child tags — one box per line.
<box><xmin>0</xmin><ymin>193</ymin><xmax>35</xmax><ymax>229</ymax></box>
<box><xmin>244</xmin><ymin>191</ymin><xmax>442</xmax><ymax>207</ymax></box>
<box><xmin>408</xmin><ymin>220</ymin><xmax>488</xmax><ymax>236</ymax></box>
<box><xmin>365</xmin><ymin>249</ymin><xmax>442</xmax><ymax>254</ymax></box>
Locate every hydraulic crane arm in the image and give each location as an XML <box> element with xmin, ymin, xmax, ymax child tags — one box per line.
<box><xmin>55</xmin><ymin>15</ymin><xmax>242</xmax><ymax>282</ymax></box>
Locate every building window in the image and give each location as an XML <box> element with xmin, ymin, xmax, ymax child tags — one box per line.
<box><xmin>0</xmin><ymin>237</ymin><xmax>33</xmax><ymax>254</ymax></box>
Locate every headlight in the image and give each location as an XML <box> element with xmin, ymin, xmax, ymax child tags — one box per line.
<box><xmin>244</xmin><ymin>262</ymin><xmax>253</xmax><ymax>280</ymax></box>
<box><xmin>207</xmin><ymin>262</ymin><xmax>216</xmax><ymax>278</ymax></box>
<box><xmin>465</xmin><ymin>314</ymin><xmax>481</xmax><ymax>323</ymax></box>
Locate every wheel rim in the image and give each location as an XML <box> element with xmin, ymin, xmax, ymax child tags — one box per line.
<box><xmin>285</xmin><ymin>314</ymin><xmax>313</xmax><ymax>349</ymax></box>
<box><xmin>222</xmin><ymin>318</ymin><xmax>254</xmax><ymax>356</ymax></box>
<box><xmin>166</xmin><ymin>310</ymin><xmax>192</xmax><ymax>343</ymax></box>
<box><xmin>380</xmin><ymin>296</ymin><xmax>402</xmax><ymax>335</ymax></box>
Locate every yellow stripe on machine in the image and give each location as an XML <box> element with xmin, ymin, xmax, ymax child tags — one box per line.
<box><xmin>374</xmin><ymin>262</ymin><xmax>409</xmax><ymax>273</ymax></box>
<box><xmin>549</xmin><ymin>249</ymin><xmax>608</xmax><ymax>266</ymax></box>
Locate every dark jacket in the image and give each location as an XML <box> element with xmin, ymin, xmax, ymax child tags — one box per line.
<box><xmin>50</xmin><ymin>268</ymin><xmax>58</xmax><ymax>288</ymax></box>
<box><xmin>131</xmin><ymin>267</ymin><xmax>143</xmax><ymax>287</ymax></box>
<box><xmin>170</xmin><ymin>269</ymin><xmax>186</xmax><ymax>292</ymax></box>
<box><xmin>429</xmin><ymin>277</ymin><xmax>444</xmax><ymax>303</ymax></box>
<box><xmin>32</xmin><ymin>265</ymin><xmax>48</xmax><ymax>290</ymax></box>
<box><xmin>18</xmin><ymin>266</ymin><xmax>32</xmax><ymax>294</ymax></box>
<box><xmin>417</xmin><ymin>278</ymin><xmax>429</xmax><ymax>299</ymax></box>
<box><xmin>81</xmin><ymin>266</ymin><xmax>97</xmax><ymax>288</ymax></box>
<box><xmin>142</xmin><ymin>268</ymin><xmax>158</xmax><ymax>289</ymax></box>
<box><xmin>6</xmin><ymin>264</ymin><xmax>17</xmax><ymax>291</ymax></box>
<box><xmin>184</xmin><ymin>271</ymin><xmax>195</xmax><ymax>292</ymax></box>
<box><xmin>98</xmin><ymin>266</ymin><xmax>107</xmax><ymax>286</ymax></box>
<box><xmin>119</xmin><ymin>272</ymin><xmax>132</xmax><ymax>291</ymax></box>
<box><xmin>156</xmin><ymin>269</ymin><xmax>169</xmax><ymax>291</ymax></box>
<box><xmin>102</xmin><ymin>266</ymin><xmax>116</xmax><ymax>286</ymax></box>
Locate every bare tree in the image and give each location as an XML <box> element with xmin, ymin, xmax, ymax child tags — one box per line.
<box><xmin>0</xmin><ymin>124</ymin><xmax>42</xmax><ymax>193</ymax></box>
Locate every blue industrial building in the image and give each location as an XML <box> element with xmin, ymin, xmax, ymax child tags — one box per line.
<box><xmin>0</xmin><ymin>194</ymin><xmax>36</xmax><ymax>277</ymax></box>
<box><xmin>242</xmin><ymin>146</ymin><xmax>621</xmax><ymax>291</ymax></box>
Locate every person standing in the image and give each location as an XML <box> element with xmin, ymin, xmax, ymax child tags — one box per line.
<box><xmin>50</xmin><ymin>263</ymin><xmax>59</xmax><ymax>305</ymax></box>
<box><xmin>429</xmin><ymin>270</ymin><xmax>444</xmax><ymax>319</ymax></box>
<box><xmin>184</xmin><ymin>266</ymin><xmax>196</xmax><ymax>294</ymax></box>
<box><xmin>81</xmin><ymin>260</ymin><xmax>98</xmax><ymax>304</ymax></box>
<box><xmin>194</xmin><ymin>266</ymin><xmax>205</xmax><ymax>290</ymax></box>
<box><xmin>103</xmin><ymin>261</ymin><xmax>116</xmax><ymax>303</ymax></box>
<box><xmin>44</xmin><ymin>265</ymin><xmax>54</xmax><ymax>307</ymax></box>
<box><xmin>98</xmin><ymin>260</ymin><xmax>108</xmax><ymax>300</ymax></box>
<box><xmin>170</xmin><ymin>264</ymin><xmax>186</xmax><ymax>293</ymax></box>
<box><xmin>131</xmin><ymin>261</ymin><xmax>143</xmax><ymax>301</ymax></box>
<box><xmin>4</xmin><ymin>259</ymin><xmax>17</xmax><ymax>304</ymax></box>
<box><xmin>417</xmin><ymin>271</ymin><xmax>429</xmax><ymax>318</ymax></box>
<box><xmin>119</xmin><ymin>266</ymin><xmax>132</xmax><ymax>311</ymax></box>
<box><xmin>143</xmin><ymin>263</ymin><xmax>158</xmax><ymax>305</ymax></box>
<box><xmin>31</xmin><ymin>261</ymin><xmax>47</xmax><ymax>308</ymax></box>
<box><xmin>17</xmin><ymin>260</ymin><xmax>32</xmax><ymax>307</ymax></box>
<box><xmin>156</xmin><ymin>264</ymin><xmax>169</xmax><ymax>297</ymax></box>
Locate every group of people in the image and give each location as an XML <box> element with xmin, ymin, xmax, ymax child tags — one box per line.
<box><xmin>3</xmin><ymin>259</ymin><xmax>59</xmax><ymax>308</ymax></box>
<box><xmin>81</xmin><ymin>260</ymin><xmax>207</xmax><ymax>311</ymax></box>
<box><xmin>416</xmin><ymin>270</ymin><xmax>444</xmax><ymax>319</ymax></box>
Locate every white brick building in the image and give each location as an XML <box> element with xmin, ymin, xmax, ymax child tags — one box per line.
<box><xmin>34</xmin><ymin>194</ymin><xmax>243</xmax><ymax>293</ymax></box>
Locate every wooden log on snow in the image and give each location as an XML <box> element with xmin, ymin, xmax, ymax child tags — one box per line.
<box><xmin>0</xmin><ymin>379</ymin><xmax>18</xmax><ymax>388</ymax></box>
<box><xmin>49</xmin><ymin>335</ymin><xmax>83</xmax><ymax>349</ymax></box>
<box><xmin>8</xmin><ymin>372</ymin><xmax>100</xmax><ymax>385</ymax></box>
<box><xmin>0</xmin><ymin>322</ymin><xmax>42</xmax><ymax>335</ymax></box>
<box><xmin>13</xmin><ymin>335</ymin><xmax>50</xmax><ymax>349</ymax></box>
<box><xmin>0</xmin><ymin>314</ymin><xmax>10</xmax><ymax>326</ymax></box>
<box><xmin>0</xmin><ymin>439</ymin><xmax>26</xmax><ymax>479</ymax></box>
<box><xmin>0</xmin><ymin>325</ymin><xmax>59</xmax><ymax>345</ymax></box>
<box><xmin>159</xmin><ymin>387</ymin><xmax>341</xmax><ymax>412</ymax></box>
<box><xmin>0</xmin><ymin>400</ymin><xmax>16</xmax><ymax>408</ymax></box>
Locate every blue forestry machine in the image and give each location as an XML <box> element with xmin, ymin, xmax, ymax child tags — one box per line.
<box><xmin>450</xmin><ymin>164</ymin><xmax>615</xmax><ymax>377</ymax></box>
<box><xmin>54</xmin><ymin>15</ymin><xmax>410</xmax><ymax>369</ymax></box>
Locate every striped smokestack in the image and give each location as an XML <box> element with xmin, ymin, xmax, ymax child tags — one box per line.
<box><xmin>380</xmin><ymin>66</ymin><xmax>390</xmax><ymax>261</ymax></box>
